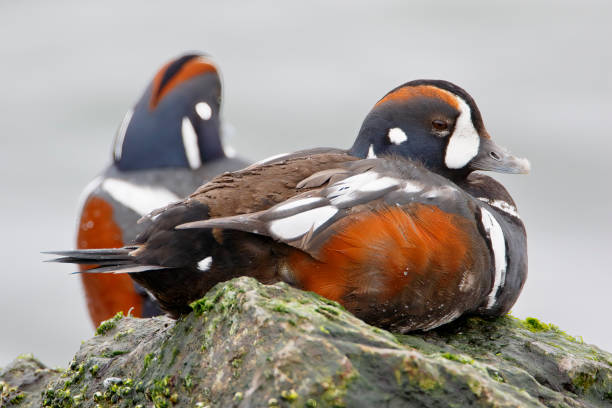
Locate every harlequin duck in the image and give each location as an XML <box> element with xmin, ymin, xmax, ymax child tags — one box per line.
<box><xmin>76</xmin><ymin>53</ymin><xmax>249</xmax><ymax>327</ymax></box>
<box><xmin>54</xmin><ymin>79</ymin><xmax>529</xmax><ymax>332</ymax></box>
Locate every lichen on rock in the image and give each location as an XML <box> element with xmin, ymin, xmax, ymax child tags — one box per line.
<box><xmin>2</xmin><ymin>277</ymin><xmax>611</xmax><ymax>407</ymax></box>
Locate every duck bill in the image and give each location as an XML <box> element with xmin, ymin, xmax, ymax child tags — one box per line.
<box><xmin>469</xmin><ymin>138</ymin><xmax>531</xmax><ymax>174</ymax></box>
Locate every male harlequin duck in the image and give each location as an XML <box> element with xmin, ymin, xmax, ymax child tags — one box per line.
<box><xmin>76</xmin><ymin>53</ymin><xmax>249</xmax><ymax>327</ymax></box>
<box><xmin>55</xmin><ymin>79</ymin><xmax>529</xmax><ymax>332</ymax></box>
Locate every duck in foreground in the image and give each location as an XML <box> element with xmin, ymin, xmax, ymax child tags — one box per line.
<box><xmin>54</xmin><ymin>79</ymin><xmax>529</xmax><ymax>332</ymax></box>
<box><xmin>76</xmin><ymin>53</ymin><xmax>249</xmax><ymax>326</ymax></box>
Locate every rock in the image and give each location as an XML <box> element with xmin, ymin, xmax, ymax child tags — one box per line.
<box><xmin>0</xmin><ymin>354</ymin><xmax>62</xmax><ymax>407</ymax></box>
<box><xmin>3</xmin><ymin>277</ymin><xmax>612</xmax><ymax>407</ymax></box>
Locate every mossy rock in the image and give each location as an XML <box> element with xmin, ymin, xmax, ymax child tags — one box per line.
<box><xmin>0</xmin><ymin>354</ymin><xmax>62</xmax><ymax>407</ymax></box>
<box><xmin>2</xmin><ymin>277</ymin><xmax>611</xmax><ymax>407</ymax></box>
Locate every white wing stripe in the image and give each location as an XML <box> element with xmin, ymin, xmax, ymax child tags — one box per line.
<box><xmin>269</xmin><ymin>206</ymin><xmax>338</xmax><ymax>241</ymax></box>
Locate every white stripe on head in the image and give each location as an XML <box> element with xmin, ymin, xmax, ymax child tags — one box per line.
<box><xmin>195</xmin><ymin>102</ymin><xmax>212</xmax><ymax>120</ymax></box>
<box><xmin>102</xmin><ymin>178</ymin><xmax>181</xmax><ymax>216</ymax></box>
<box><xmin>269</xmin><ymin>205</ymin><xmax>338</xmax><ymax>241</ymax></box>
<box><xmin>181</xmin><ymin>117</ymin><xmax>202</xmax><ymax>169</ymax></box>
<box><xmin>387</xmin><ymin>127</ymin><xmax>408</xmax><ymax>145</ymax></box>
<box><xmin>480</xmin><ymin>208</ymin><xmax>507</xmax><ymax>309</ymax></box>
<box><xmin>113</xmin><ymin>109</ymin><xmax>134</xmax><ymax>162</ymax></box>
<box><xmin>445</xmin><ymin>96</ymin><xmax>480</xmax><ymax>169</ymax></box>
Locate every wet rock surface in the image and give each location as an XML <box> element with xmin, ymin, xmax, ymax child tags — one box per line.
<box><xmin>2</xmin><ymin>277</ymin><xmax>611</xmax><ymax>407</ymax></box>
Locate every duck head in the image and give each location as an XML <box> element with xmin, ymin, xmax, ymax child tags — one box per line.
<box><xmin>350</xmin><ymin>79</ymin><xmax>530</xmax><ymax>181</ymax></box>
<box><xmin>113</xmin><ymin>53</ymin><xmax>227</xmax><ymax>171</ymax></box>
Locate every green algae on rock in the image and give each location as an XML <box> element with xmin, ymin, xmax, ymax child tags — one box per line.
<box><xmin>2</xmin><ymin>277</ymin><xmax>612</xmax><ymax>407</ymax></box>
<box><xmin>95</xmin><ymin>311</ymin><xmax>125</xmax><ymax>336</ymax></box>
<box><xmin>0</xmin><ymin>354</ymin><xmax>62</xmax><ymax>407</ymax></box>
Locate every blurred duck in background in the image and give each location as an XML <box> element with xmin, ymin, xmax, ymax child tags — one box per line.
<box><xmin>75</xmin><ymin>53</ymin><xmax>249</xmax><ymax>327</ymax></box>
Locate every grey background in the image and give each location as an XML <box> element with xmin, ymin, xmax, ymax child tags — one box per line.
<box><xmin>1</xmin><ymin>0</ymin><xmax>610</xmax><ymax>368</ymax></box>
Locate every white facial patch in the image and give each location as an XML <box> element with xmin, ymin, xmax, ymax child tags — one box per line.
<box><xmin>272</xmin><ymin>197</ymin><xmax>326</xmax><ymax>213</ymax></box>
<box><xmin>367</xmin><ymin>145</ymin><xmax>377</xmax><ymax>158</ymax></box>
<box><xmin>269</xmin><ymin>205</ymin><xmax>338</xmax><ymax>241</ymax></box>
<box><xmin>113</xmin><ymin>109</ymin><xmax>134</xmax><ymax>162</ymax></box>
<box><xmin>445</xmin><ymin>96</ymin><xmax>480</xmax><ymax>169</ymax></box>
<box><xmin>181</xmin><ymin>117</ymin><xmax>202</xmax><ymax>169</ymax></box>
<box><xmin>387</xmin><ymin>127</ymin><xmax>408</xmax><ymax>145</ymax></box>
<box><xmin>102</xmin><ymin>178</ymin><xmax>181</xmax><ymax>216</ymax></box>
<box><xmin>477</xmin><ymin>197</ymin><xmax>521</xmax><ymax>219</ymax></box>
<box><xmin>195</xmin><ymin>102</ymin><xmax>212</xmax><ymax>120</ymax></box>
<box><xmin>198</xmin><ymin>256</ymin><xmax>213</xmax><ymax>271</ymax></box>
<box><xmin>480</xmin><ymin>208</ymin><xmax>507</xmax><ymax>309</ymax></box>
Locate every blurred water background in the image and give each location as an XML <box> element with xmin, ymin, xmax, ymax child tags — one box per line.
<box><xmin>1</xmin><ymin>0</ymin><xmax>610</xmax><ymax>367</ymax></box>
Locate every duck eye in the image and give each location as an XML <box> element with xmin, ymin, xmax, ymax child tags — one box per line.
<box><xmin>432</xmin><ymin>120</ymin><xmax>448</xmax><ymax>131</ymax></box>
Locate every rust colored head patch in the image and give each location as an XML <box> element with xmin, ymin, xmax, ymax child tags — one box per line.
<box><xmin>149</xmin><ymin>56</ymin><xmax>218</xmax><ymax>109</ymax></box>
<box><xmin>375</xmin><ymin>85</ymin><xmax>460</xmax><ymax>110</ymax></box>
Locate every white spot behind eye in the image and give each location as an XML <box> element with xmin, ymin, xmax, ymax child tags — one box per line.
<box><xmin>181</xmin><ymin>117</ymin><xmax>202</xmax><ymax>169</ymax></box>
<box><xmin>444</xmin><ymin>96</ymin><xmax>480</xmax><ymax>169</ymax></box>
<box><xmin>195</xmin><ymin>102</ymin><xmax>212</xmax><ymax>120</ymax></box>
<box><xmin>387</xmin><ymin>127</ymin><xmax>408</xmax><ymax>145</ymax></box>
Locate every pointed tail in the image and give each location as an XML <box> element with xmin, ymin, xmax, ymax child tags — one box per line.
<box><xmin>44</xmin><ymin>248</ymin><xmax>170</xmax><ymax>274</ymax></box>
